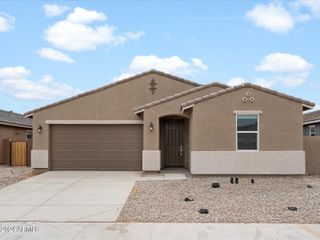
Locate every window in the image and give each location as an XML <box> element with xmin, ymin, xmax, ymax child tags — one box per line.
<box><xmin>26</xmin><ymin>130</ymin><xmax>32</xmax><ymax>140</ymax></box>
<box><xmin>309</xmin><ymin>125</ymin><xmax>316</xmax><ymax>136</ymax></box>
<box><xmin>236</xmin><ymin>114</ymin><xmax>258</xmax><ymax>150</ymax></box>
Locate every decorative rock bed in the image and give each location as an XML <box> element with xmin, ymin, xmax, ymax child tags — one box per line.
<box><xmin>0</xmin><ymin>166</ymin><xmax>37</xmax><ymax>189</ymax></box>
<box><xmin>117</xmin><ymin>176</ymin><xmax>320</xmax><ymax>223</ymax></box>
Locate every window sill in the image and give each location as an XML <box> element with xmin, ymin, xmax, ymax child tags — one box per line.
<box><xmin>236</xmin><ymin>150</ymin><xmax>259</xmax><ymax>152</ymax></box>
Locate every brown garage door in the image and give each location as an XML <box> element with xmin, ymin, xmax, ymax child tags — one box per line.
<box><xmin>50</xmin><ymin>124</ymin><xmax>143</xmax><ymax>170</ymax></box>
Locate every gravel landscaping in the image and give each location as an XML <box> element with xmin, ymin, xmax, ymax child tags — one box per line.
<box><xmin>118</xmin><ymin>176</ymin><xmax>320</xmax><ymax>223</ymax></box>
<box><xmin>0</xmin><ymin>165</ymin><xmax>38</xmax><ymax>189</ymax></box>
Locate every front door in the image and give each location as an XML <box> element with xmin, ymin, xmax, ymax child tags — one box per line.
<box><xmin>163</xmin><ymin>120</ymin><xmax>184</xmax><ymax>167</ymax></box>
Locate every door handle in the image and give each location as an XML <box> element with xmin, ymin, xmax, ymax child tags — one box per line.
<box><xmin>180</xmin><ymin>145</ymin><xmax>183</xmax><ymax>157</ymax></box>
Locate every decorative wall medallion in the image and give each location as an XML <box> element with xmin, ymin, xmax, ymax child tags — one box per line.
<box><xmin>242</xmin><ymin>91</ymin><xmax>255</xmax><ymax>103</ymax></box>
<box><xmin>149</xmin><ymin>78</ymin><xmax>157</xmax><ymax>95</ymax></box>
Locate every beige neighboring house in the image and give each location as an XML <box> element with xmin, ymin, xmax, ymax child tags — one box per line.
<box><xmin>24</xmin><ymin>70</ymin><xmax>314</xmax><ymax>174</ymax></box>
<box><xmin>303</xmin><ymin>110</ymin><xmax>320</xmax><ymax>136</ymax></box>
<box><xmin>303</xmin><ymin>109</ymin><xmax>320</xmax><ymax>175</ymax></box>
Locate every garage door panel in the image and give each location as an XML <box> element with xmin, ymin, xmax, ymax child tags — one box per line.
<box><xmin>50</xmin><ymin>124</ymin><xmax>142</xmax><ymax>170</ymax></box>
<box><xmin>95</xmin><ymin>161</ymin><xmax>141</xmax><ymax>170</ymax></box>
<box><xmin>51</xmin><ymin>160</ymin><xmax>75</xmax><ymax>169</ymax></box>
<box><xmin>51</xmin><ymin>143</ymin><xmax>74</xmax><ymax>149</ymax></box>
<box><xmin>74</xmin><ymin>161</ymin><xmax>96</xmax><ymax>169</ymax></box>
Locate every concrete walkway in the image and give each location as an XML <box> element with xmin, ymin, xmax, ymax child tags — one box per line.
<box><xmin>138</xmin><ymin>168</ymin><xmax>189</xmax><ymax>181</ymax></box>
<box><xmin>0</xmin><ymin>223</ymin><xmax>319</xmax><ymax>240</ymax></box>
<box><xmin>0</xmin><ymin>171</ymin><xmax>140</xmax><ymax>222</ymax></box>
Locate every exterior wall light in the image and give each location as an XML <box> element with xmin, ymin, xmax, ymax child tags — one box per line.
<box><xmin>37</xmin><ymin>125</ymin><xmax>43</xmax><ymax>134</ymax></box>
<box><xmin>149</xmin><ymin>122</ymin><xmax>153</xmax><ymax>132</ymax></box>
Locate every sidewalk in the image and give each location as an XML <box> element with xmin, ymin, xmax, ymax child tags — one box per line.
<box><xmin>0</xmin><ymin>222</ymin><xmax>319</xmax><ymax>240</ymax></box>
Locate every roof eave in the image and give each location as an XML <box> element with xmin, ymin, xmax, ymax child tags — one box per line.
<box><xmin>134</xmin><ymin>109</ymin><xmax>145</xmax><ymax>115</ymax></box>
<box><xmin>0</xmin><ymin>121</ymin><xmax>32</xmax><ymax>129</ymax></box>
<box><xmin>24</xmin><ymin>113</ymin><xmax>33</xmax><ymax>118</ymax></box>
<box><xmin>303</xmin><ymin>119</ymin><xmax>320</xmax><ymax>125</ymax></box>
<box><xmin>302</xmin><ymin>104</ymin><xmax>315</xmax><ymax>111</ymax></box>
<box><xmin>181</xmin><ymin>104</ymin><xmax>194</xmax><ymax>113</ymax></box>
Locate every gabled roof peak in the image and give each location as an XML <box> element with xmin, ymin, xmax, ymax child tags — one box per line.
<box><xmin>24</xmin><ymin>69</ymin><xmax>201</xmax><ymax>117</ymax></box>
<box><xmin>181</xmin><ymin>83</ymin><xmax>315</xmax><ymax>111</ymax></box>
<box><xmin>134</xmin><ymin>82</ymin><xmax>229</xmax><ymax>113</ymax></box>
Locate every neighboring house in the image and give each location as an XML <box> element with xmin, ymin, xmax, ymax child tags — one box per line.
<box><xmin>303</xmin><ymin>109</ymin><xmax>320</xmax><ymax>174</ymax></box>
<box><xmin>0</xmin><ymin>109</ymin><xmax>32</xmax><ymax>164</ymax></box>
<box><xmin>303</xmin><ymin>110</ymin><xmax>320</xmax><ymax>136</ymax></box>
<box><xmin>25</xmin><ymin>70</ymin><xmax>314</xmax><ymax>174</ymax></box>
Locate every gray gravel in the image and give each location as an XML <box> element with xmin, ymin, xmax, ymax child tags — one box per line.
<box><xmin>117</xmin><ymin>176</ymin><xmax>320</xmax><ymax>223</ymax></box>
<box><xmin>0</xmin><ymin>165</ymin><xmax>35</xmax><ymax>189</ymax></box>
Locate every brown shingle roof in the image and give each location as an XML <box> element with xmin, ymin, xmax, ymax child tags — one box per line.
<box><xmin>24</xmin><ymin>69</ymin><xmax>201</xmax><ymax>117</ymax></box>
<box><xmin>134</xmin><ymin>82</ymin><xmax>229</xmax><ymax>113</ymax></box>
<box><xmin>181</xmin><ymin>83</ymin><xmax>315</xmax><ymax>110</ymax></box>
<box><xmin>304</xmin><ymin>109</ymin><xmax>320</xmax><ymax>123</ymax></box>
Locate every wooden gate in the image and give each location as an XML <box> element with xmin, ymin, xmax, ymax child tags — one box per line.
<box><xmin>11</xmin><ymin>141</ymin><xmax>27</xmax><ymax>166</ymax></box>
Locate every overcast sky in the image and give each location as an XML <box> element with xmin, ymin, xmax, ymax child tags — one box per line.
<box><xmin>0</xmin><ymin>0</ymin><xmax>319</xmax><ymax>113</ymax></box>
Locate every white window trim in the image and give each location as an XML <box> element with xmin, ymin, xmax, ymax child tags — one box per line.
<box><xmin>233</xmin><ymin>110</ymin><xmax>262</xmax><ymax>114</ymax></box>
<box><xmin>236</xmin><ymin>113</ymin><xmax>260</xmax><ymax>152</ymax></box>
<box><xmin>308</xmin><ymin>125</ymin><xmax>316</xmax><ymax>136</ymax></box>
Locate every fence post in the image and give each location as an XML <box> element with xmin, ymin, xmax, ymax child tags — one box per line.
<box><xmin>3</xmin><ymin>139</ymin><xmax>11</xmax><ymax>166</ymax></box>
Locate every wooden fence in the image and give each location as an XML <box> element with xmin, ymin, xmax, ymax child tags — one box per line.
<box><xmin>3</xmin><ymin>139</ymin><xmax>31</xmax><ymax>166</ymax></box>
<box><xmin>11</xmin><ymin>141</ymin><xmax>27</xmax><ymax>166</ymax></box>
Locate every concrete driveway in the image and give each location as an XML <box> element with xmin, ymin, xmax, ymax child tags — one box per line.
<box><xmin>1</xmin><ymin>223</ymin><xmax>320</xmax><ymax>240</ymax></box>
<box><xmin>0</xmin><ymin>171</ymin><xmax>141</xmax><ymax>222</ymax></box>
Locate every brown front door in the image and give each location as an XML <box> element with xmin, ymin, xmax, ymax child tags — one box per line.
<box><xmin>163</xmin><ymin>120</ymin><xmax>184</xmax><ymax>167</ymax></box>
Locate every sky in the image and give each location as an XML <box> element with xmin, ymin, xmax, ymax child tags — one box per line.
<box><xmin>0</xmin><ymin>0</ymin><xmax>319</xmax><ymax>114</ymax></box>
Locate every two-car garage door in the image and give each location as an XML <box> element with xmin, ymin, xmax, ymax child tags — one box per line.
<box><xmin>50</xmin><ymin>125</ymin><xmax>143</xmax><ymax>170</ymax></box>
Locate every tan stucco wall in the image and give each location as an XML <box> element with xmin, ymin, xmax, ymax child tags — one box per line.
<box><xmin>304</xmin><ymin>136</ymin><xmax>320</xmax><ymax>174</ymax></box>
<box><xmin>143</xmin><ymin>85</ymin><xmax>225</xmax><ymax>150</ymax></box>
<box><xmin>190</xmin><ymin>151</ymin><xmax>305</xmax><ymax>174</ymax></box>
<box><xmin>32</xmin><ymin>73</ymin><xmax>196</xmax><ymax>149</ymax></box>
<box><xmin>190</xmin><ymin>87</ymin><xmax>303</xmax><ymax>151</ymax></box>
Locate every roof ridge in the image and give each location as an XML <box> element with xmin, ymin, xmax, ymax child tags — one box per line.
<box><xmin>0</xmin><ymin>109</ymin><xmax>22</xmax><ymax>115</ymax></box>
<box><xmin>181</xmin><ymin>83</ymin><xmax>315</xmax><ymax>109</ymax></box>
<box><xmin>133</xmin><ymin>82</ymin><xmax>229</xmax><ymax>112</ymax></box>
<box><xmin>24</xmin><ymin>69</ymin><xmax>201</xmax><ymax>116</ymax></box>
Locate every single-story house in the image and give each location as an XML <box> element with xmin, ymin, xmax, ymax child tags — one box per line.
<box><xmin>0</xmin><ymin>109</ymin><xmax>32</xmax><ymax>164</ymax></box>
<box><xmin>25</xmin><ymin>70</ymin><xmax>314</xmax><ymax>174</ymax></box>
<box><xmin>303</xmin><ymin>109</ymin><xmax>320</xmax><ymax>174</ymax></box>
<box><xmin>303</xmin><ymin>110</ymin><xmax>320</xmax><ymax>136</ymax></box>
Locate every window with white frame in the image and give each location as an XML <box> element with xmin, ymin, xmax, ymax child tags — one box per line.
<box><xmin>309</xmin><ymin>125</ymin><xmax>316</xmax><ymax>136</ymax></box>
<box><xmin>236</xmin><ymin>114</ymin><xmax>259</xmax><ymax>150</ymax></box>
